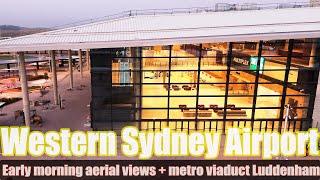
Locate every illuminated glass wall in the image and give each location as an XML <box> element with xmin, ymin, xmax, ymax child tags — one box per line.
<box><xmin>90</xmin><ymin>38</ymin><xmax>320</xmax><ymax>132</ymax></box>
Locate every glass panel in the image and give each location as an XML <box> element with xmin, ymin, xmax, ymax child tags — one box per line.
<box><xmin>169</xmin><ymin>97</ymin><xmax>197</xmax><ymax>122</ymax></box>
<box><xmin>203</xmin><ymin>42</ymin><xmax>228</xmax><ymax>55</ymax></box>
<box><xmin>225</xmin><ymin>97</ymin><xmax>253</xmax><ymax>119</ymax></box>
<box><xmin>198</xmin><ymin>97</ymin><xmax>225</xmax><ymax>107</ymax></box>
<box><xmin>288</xmin><ymin>68</ymin><xmax>318</xmax><ymax>93</ymax></box>
<box><xmin>257</xmin><ymin>80</ymin><xmax>283</xmax><ymax>94</ymax></box>
<box><xmin>283</xmin><ymin>107</ymin><xmax>308</xmax><ymax>119</ymax></box>
<box><xmin>291</xmin><ymin>39</ymin><xmax>313</xmax><ymax>66</ymax></box>
<box><xmin>261</xmin><ymin>40</ymin><xmax>287</xmax><ymax>57</ymax></box>
<box><xmin>288</xmin><ymin>69</ymin><xmax>299</xmax><ymax>84</ymax></box>
<box><xmin>263</xmin><ymin>63</ymin><xmax>287</xmax><ymax>79</ymax></box>
<box><xmin>142</xmin><ymin>58</ymin><xmax>169</xmax><ymax>70</ymax></box>
<box><xmin>171</xmin><ymin>57</ymin><xmax>199</xmax><ymax>70</ymax></box>
<box><xmin>169</xmin><ymin>97</ymin><xmax>197</xmax><ymax>109</ymax></box>
<box><xmin>173</xmin><ymin>44</ymin><xmax>200</xmax><ymax>57</ymax></box>
<box><xmin>141</xmin><ymin>109</ymin><xmax>167</xmax><ymax>119</ymax></box>
<box><xmin>255</xmin><ymin>109</ymin><xmax>281</xmax><ymax>119</ymax></box>
<box><xmin>170</xmin><ymin>71</ymin><xmax>197</xmax><ymax>83</ymax></box>
<box><xmin>228</xmin><ymin>71</ymin><xmax>256</xmax><ymax>95</ymax></box>
<box><xmin>233</xmin><ymin>42</ymin><xmax>249</xmax><ymax>51</ymax></box>
<box><xmin>142</xmin><ymin>46</ymin><xmax>170</xmax><ymax>57</ymax></box>
<box><xmin>200</xmin><ymin>70</ymin><xmax>226</xmax><ymax>83</ymax></box>
<box><xmin>199</xmin><ymin>84</ymin><xmax>225</xmax><ymax>96</ymax></box>
<box><xmin>142</xmin><ymin>70</ymin><xmax>168</xmax><ymax>84</ymax></box>
<box><xmin>286</xmin><ymin>87</ymin><xmax>310</xmax><ymax>95</ymax></box>
<box><xmin>112</xmin><ymin>59</ymin><xmax>133</xmax><ymax>86</ymax></box>
<box><xmin>285</xmin><ymin>96</ymin><xmax>309</xmax><ymax>108</ymax></box>
<box><xmin>228</xmin><ymin>83</ymin><xmax>254</xmax><ymax>96</ymax></box>
<box><xmin>169</xmin><ymin>84</ymin><xmax>197</xmax><ymax>96</ymax></box>
<box><xmin>257</xmin><ymin>83</ymin><xmax>283</xmax><ymax>95</ymax></box>
<box><xmin>256</xmin><ymin>96</ymin><xmax>282</xmax><ymax>107</ymax></box>
<box><xmin>201</xmin><ymin>58</ymin><xmax>227</xmax><ymax>70</ymax></box>
<box><xmin>229</xmin><ymin>71</ymin><xmax>256</xmax><ymax>83</ymax></box>
<box><xmin>142</xmin><ymin>97</ymin><xmax>168</xmax><ymax>108</ymax></box>
<box><xmin>198</xmin><ymin>97</ymin><xmax>225</xmax><ymax>119</ymax></box>
<box><xmin>263</xmin><ymin>58</ymin><xmax>286</xmax><ymax>71</ymax></box>
<box><xmin>169</xmin><ymin>110</ymin><xmax>196</xmax><ymax>130</ymax></box>
<box><xmin>142</xmin><ymin>84</ymin><xmax>168</xmax><ymax>96</ymax></box>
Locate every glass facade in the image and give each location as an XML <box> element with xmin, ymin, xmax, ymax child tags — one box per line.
<box><xmin>90</xmin><ymin>38</ymin><xmax>320</xmax><ymax>133</ymax></box>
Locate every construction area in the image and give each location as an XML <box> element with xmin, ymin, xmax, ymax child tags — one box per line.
<box><xmin>0</xmin><ymin>51</ymin><xmax>92</xmax><ymax>131</ymax></box>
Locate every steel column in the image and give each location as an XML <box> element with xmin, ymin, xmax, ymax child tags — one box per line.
<box><xmin>86</xmin><ymin>49</ymin><xmax>90</xmax><ymax>71</ymax></box>
<box><xmin>78</xmin><ymin>49</ymin><xmax>83</xmax><ymax>78</ymax></box>
<box><xmin>50</xmin><ymin>50</ymin><xmax>59</xmax><ymax>105</ymax></box>
<box><xmin>68</xmin><ymin>49</ymin><xmax>74</xmax><ymax>89</ymax></box>
<box><xmin>18</xmin><ymin>52</ymin><xmax>31</xmax><ymax>126</ymax></box>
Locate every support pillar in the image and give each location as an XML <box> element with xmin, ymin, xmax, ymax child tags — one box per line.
<box><xmin>68</xmin><ymin>49</ymin><xmax>74</xmax><ymax>89</ymax></box>
<box><xmin>6</xmin><ymin>63</ymin><xmax>10</xmax><ymax>73</ymax></box>
<box><xmin>78</xmin><ymin>49</ymin><xmax>83</xmax><ymax>78</ymax></box>
<box><xmin>48</xmin><ymin>51</ymin><xmax>52</xmax><ymax>72</ymax></box>
<box><xmin>284</xmin><ymin>40</ymin><xmax>289</xmax><ymax>50</ymax></box>
<box><xmin>309</xmin><ymin>39</ymin><xmax>318</xmax><ymax>68</ymax></box>
<box><xmin>50</xmin><ymin>50</ymin><xmax>59</xmax><ymax>105</ymax></box>
<box><xmin>18</xmin><ymin>52</ymin><xmax>31</xmax><ymax>126</ymax></box>
<box><xmin>86</xmin><ymin>49</ymin><xmax>90</xmax><ymax>71</ymax></box>
<box><xmin>255</xmin><ymin>42</ymin><xmax>260</xmax><ymax>55</ymax></box>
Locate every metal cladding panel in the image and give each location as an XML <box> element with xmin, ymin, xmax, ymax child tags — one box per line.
<box><xmin>0</xmin><ymin>7</ymin><xmax>320</xmax><ymax>52</ymax></box>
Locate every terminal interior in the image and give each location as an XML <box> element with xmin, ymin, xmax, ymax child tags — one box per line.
<box><xmin>110</xmin><ymin>40</ymin><xmax>317</xmax><ymax>132</ymax></box>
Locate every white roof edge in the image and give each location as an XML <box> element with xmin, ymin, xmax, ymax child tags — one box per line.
<box><xmin>1</xmin><ymin>31</ymin><xmax>319</xmax><ymax>53</ymax></box>
<box><xmin>0</xmin><ymin>6</ymin><xmax>320</xmax><ymax>53</ymax></box>
<box><xmin>38</xmin><ymin>7</ymin><xmax>320</xmax><ymax>34</ymax></box>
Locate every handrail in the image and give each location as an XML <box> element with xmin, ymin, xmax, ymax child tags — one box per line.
<box><xmin>42</xmin><ymin>2</ymin><xmax>320</xmax><ymax>30</ymax></box>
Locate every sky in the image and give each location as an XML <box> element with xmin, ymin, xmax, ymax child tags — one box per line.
<box><xmin>0</xmin><ymin>0</ymin><xmax>309</xmax><ymax>28</ymax></box>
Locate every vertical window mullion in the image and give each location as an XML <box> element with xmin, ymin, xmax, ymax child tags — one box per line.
<box><xmin>223</xmin><ymin>42</ymin><xmax>233</xmax><ymax>133</ymax></box>
<box><xmin>139</xmin><ymin>47</ymin><xmax>143</xmax><ymax>130</ymax></box>
<box><xmin>251</xmin><ymin>40</ymin><xmax>263</xmax><ymax>131</ymax></box>
<box><xmin>278</xmin><ymin>39</ymin><xmax>294</xmax><ymax>132</ymax></box>
<box><xmin>195</xmin><ymin>44</ymin><xmax>203</xmax><ymax>131</ymax></box>
<box><xmin>167</xmin><ymin>45</ymin><xmax>172</xmax><ymax>127</ymax></box>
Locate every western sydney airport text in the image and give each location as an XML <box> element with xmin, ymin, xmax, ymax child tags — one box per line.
<box><xmin>0</xmin><ymin>126</ymin><xmax>320</xmax><ymax>159</ymax></box>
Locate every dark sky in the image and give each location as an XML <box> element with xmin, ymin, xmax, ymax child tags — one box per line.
<box><xmin>0</xmin><ymin>0</ymin><xmax>309</xmax><ymax>27</ymax></box>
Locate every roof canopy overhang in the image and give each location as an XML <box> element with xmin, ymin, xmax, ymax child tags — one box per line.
<box><xmin>0</xmin><ymin>7</ymin><xmax>320</xmax><ymax>52</ymax></box>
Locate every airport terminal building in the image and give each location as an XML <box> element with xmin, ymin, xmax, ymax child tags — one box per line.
<box><xmin>90</xmin><ymin>39</ymin><xmax>319</xmax><ymax>132</ymax></box>
<box><xmin>0</xmin><ymin>3</ymin><xmax>319</xmax><ymax>132</ymax></box>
